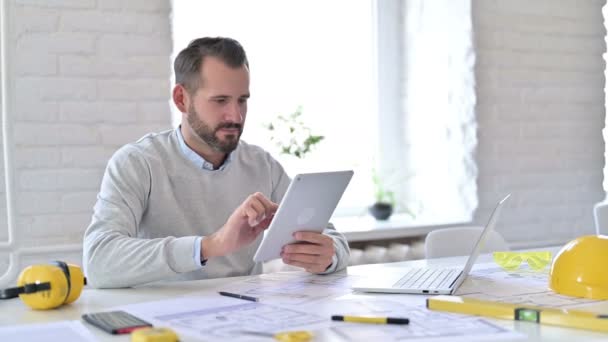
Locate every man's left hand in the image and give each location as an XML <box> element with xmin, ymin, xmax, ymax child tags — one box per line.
<box><xmin>281</xmin><ymin>231</ymin><xmax>335</xmax><ymax>273</ymax></box>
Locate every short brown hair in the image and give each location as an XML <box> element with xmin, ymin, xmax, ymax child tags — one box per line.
<box><xmin>174</xmin><ymin>37</ymin><xmax>249</xmax><ymax>93</ymax></box>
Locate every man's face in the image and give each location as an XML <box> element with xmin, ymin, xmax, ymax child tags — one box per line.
<box><xmin>185</xmin><ymin>56</ymin><xmax>250</xmax><ymax>154</ymax></box>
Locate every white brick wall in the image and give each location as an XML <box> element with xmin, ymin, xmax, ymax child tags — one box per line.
<box><xmin>0</xmin><ymin>0</ymin><xmax>173</xmax><ymax>277</ymax></box>
<box><xmin>472</xmin><ymin>0</ymin><xmax>606</xmax><ymax>248</ymax></box>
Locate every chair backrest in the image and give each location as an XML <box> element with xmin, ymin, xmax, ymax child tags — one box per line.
<box><xmin>594</xmin><ymin>200</ymin><xmax>608</xmax><ymax>235</ymax></box>
<box><xmin>424</xmin><ymin>226</ymin><xmax>509</xmax><ymax>259</ymax></box>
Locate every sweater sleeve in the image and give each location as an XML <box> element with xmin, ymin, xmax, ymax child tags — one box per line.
<box><xmin>318</xmin><ymin>222</ymin><xmax>350</xmax><ymax>274</ymax></box>
<box><xmin>83</xmin><ymin>146</ymin><xmax>201</xmax><ymax>288</ymax></box>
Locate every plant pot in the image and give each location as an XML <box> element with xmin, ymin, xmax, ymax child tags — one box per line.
<box><xmin>369</xmin><ymin>202</ymin><xmax>393</xmax><ymax>220</ymax></box>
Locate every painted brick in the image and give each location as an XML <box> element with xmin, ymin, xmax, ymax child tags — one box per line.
<box><xmin>96</xmin><ymin>0</ymin><xmax>122</xmax><ymax>11</ymax></box>
<box><xmin>14</xmin><ymin>99</ymin><xmax>59</xmax><ymax>122</ymax></box>
<box><xmin>16</xmin><ymin>0</ymin><xmax>95</xmax><ymax>8</ymax></box>
<box><xmin>19</xmin><ymin>169</ymin><xmax>103</xmax><ymax>191</ymax></box>
<box><xmin>475</xmin><ymin>12</ymin><xmax>605</xmax><ymax>36</ymax></box>
<box><xmin>59</xmin><ymin>102</ymin><xmax>137</xmax><ymax>123</ymax></box>
<box><xmin>17</xmin><ymin>32</ymin><xmax>96</xmax><ymax>55</ymax></box>
<box><xmin>14</xmin><ymin>7</ymin><xmax>59</xmax><ymax>34</ymax></box>
<box><xmin>97</xmin><ymin>79</ymin><xmax>170</xmax><ymax>101</ymax></box>
<box><xmin>14</xmin><ymin>147</ymin><xmax>62</xmax><ymax>168</ymax></box>
<box><xmin>477</xmin><ymin>31</ymin><xmax>606</xmax><ymax>54</ymax></box>
<box><xmin>134</xmin><ymin>13</ymin><xmax>171</xmax><ymax>35</ymax></box>
<box><xmin>137</xmin><ymin>101</ymin><xmax>172</xmax><ymax>123</ymax></box>
<box><xmin>61</xmin><ymin>146</ymin><xmax>115</xmax><ymax>167</ymax></box>
<box><xmin>523</xmin><ymin>86</ymin><xmax>604</xmax><ymax>104</ymax></box>
<box><xmin>16</xmin><ymin>192</ymin><xmax>61</xmax><ymax>215</ymax></box>
<box><xmin>99</xmin><ymin>123</ymin><xmax>171</xmax><ymax>146</ymax></box>
<box><xmin>13</xmin><ymin>123</ymin><xmax>100</xmax><ymax>146</ymax></box>
<box><xmin>59</xmin><ymin>55</ymin><xmax>170</xmax><ymax>78</ymax></box>
<box><xmin>478</xmin><ymin>69</ymin><xmax>604</xmax><ymax>88</ymax></box>
<box><xmin>19</xmin><ymin>251</ymin><xmax>83</xmax><ymax>269</ymax></box>
<box><xmin>22</xmin><ymin>213</ymin><xmax>92</xmax><ymax>239</ymax></box>
<box><xmin>16</xmin><ymin>77</ymin><xmax>96</xmax><ymax>101</ymax></box>
<box><xmin>15</xmin><ymin>52</ymin><xmax>57</xmax><ymax>76</ymax></box>
<box><xmin>477</xmin><ymin>50</ymin><xmax>604</xmax><ymax>71</ymax></box>
<box><xmin>98</xmin><ymin>0</ymin><xmax>170</xmax><ymax>12</ymax></box>
<box><xmin>98</xmin><ymin>34</ymin><xmax>171</xmax><ymax>57</ymax></box>
<box><xmin>520</xmin><ymin>122</ymin><xmax>600</xmax><ymax>140</ymax></box>
<box><xmin>61</xmin><ymin>11</ymin><xmax>170</xmax><ymax>34</ymax></box>
<box><xmin>477</xmin><ymin>0</ymin><xmax>600</xmax><ymax>19</ymax></box>
<box><xmin>60</xmin><ymin>11</ymin><xmax>140</xmax><ymax>33</ymax></box>
<box><xmin>61</xmin><ymin>191</ymin><xmax>97</xmax><ymax>213</ymax></box>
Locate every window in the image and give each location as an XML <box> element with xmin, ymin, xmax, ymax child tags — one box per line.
<box><xmin>172</xmin><ymin>0</ymin><xmax>477</xmax><ymax>222</ymax></box>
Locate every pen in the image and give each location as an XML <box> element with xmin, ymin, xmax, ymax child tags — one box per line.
<box><xmin>218</xmin><ymin>291</ymin><xmax>259</xmax><ymax>302</ymax></box>
<box><xmin>331</xmin><ymin>315</ymin><xmax>409</xmax><ymax>325</ymax></box>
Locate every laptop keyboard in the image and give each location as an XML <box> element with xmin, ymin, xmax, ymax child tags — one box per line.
<box><xmin>392</xmin><ymin>268</ymin><xmax>460</xmax><ymax>290</ymax></box>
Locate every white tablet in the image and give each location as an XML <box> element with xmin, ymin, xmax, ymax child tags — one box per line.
<box><xmin>253</xmin><ymin>170</ymin><xmax>354</xmax><ymax>262</ymax></box>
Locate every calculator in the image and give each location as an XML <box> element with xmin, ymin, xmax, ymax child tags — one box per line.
<box><xmin>82</xmin><ymin>310</ymin><xmax>152</xmax><ymax>334</ymax></box>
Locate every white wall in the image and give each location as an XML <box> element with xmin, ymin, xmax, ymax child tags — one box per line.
<box><xmin>0</xmin><ymin>0</ymin><xmax>173</xmax><ymax>280</ymax></box>
<box><xmin>473</xmin><ymin>0</ymin><xmax>606</xmax><ymax>248</ymax></box>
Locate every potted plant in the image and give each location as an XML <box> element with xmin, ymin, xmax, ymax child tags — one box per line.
<box><xmin>369</xmin><ymin>170</ymin><xmax>396</xmax><ymax>220</ymax></box>
<box><xmin>264</xmin><ymin>106</ymin><xmax>324</xmax><ymax>159</ymax></box>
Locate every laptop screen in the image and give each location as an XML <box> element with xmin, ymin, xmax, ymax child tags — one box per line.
<box><xmin>459</xmin><ymin>194</ymin><xmax>511</xmax><ymax>277</ymax></box>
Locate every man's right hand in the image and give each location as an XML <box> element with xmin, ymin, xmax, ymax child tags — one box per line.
<box><xmin>202</xmin><ymin>192</ymin><xmax>277</xmax><ymax>260</ymax></box>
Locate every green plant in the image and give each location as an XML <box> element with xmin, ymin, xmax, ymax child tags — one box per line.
<box><xmin>372</xmin><ymin>169</ymin><xmax>396</xmax><ymax>206</ymax></box>
<box><xmin>265</xmin><ymin>106</ymin><xmax>324</xmax><ymax>159</ymax></box>
<box><xmin>371</xmin><ymin>168</ymin><xmax>417</xmax><ymax>219</ymax></box>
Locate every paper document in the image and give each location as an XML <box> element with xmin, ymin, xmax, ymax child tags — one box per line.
<box><xmin>330</xmin><ymin>319</ymin><xmax>517</xmax><ymax>342</ymax></box>
<box><xmin>119</xmin><ymin>273</ymin><xmax>524</xmax><ymax>342</ymax></box>
<box><xmin>321</xmin><ymin>295</ymin><xmax>524</xmax><ymax>342</ymax></box>
<box><xmin>119</xmin><ymin>295</ymin><xmax>327</xmax><ymax>341</ymax></box>
<box><xmin>212</xmin><ymin>271</ymin><xmax>360</xmax><ymax>306</ymax></box>
<box><xmin>0</xmin><ymin>321</ymin><xmax>95</xmax><ymax>342</ymax></box>
<box><xmin>458</xmin><ymin>263</ymin><xmax>605</xmax><ymax>309</ymax></box>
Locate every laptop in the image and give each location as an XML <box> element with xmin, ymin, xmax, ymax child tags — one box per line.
<box><xmin>352</xmin><ymin>194</ymin><xmax>511</xmax><ymax>295</ymax></box>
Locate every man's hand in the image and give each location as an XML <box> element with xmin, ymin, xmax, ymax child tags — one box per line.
<box><xmin>203</xmin><ymin>192</ymin><xmax>277</xmax><ymax>260</ymax></box>
<box><xmin>281</xmin><ymin>231</ymin><xmax>335</xmax><ymax>273</ymax></box>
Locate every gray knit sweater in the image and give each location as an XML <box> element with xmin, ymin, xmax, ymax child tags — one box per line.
<box><xmin>83</xmin><ymin>129</ymin><xmax>350</xmax><ymax>288</ymax></box>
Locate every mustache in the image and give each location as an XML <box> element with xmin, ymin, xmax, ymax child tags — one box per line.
<box><xmin>216</xmin><ymin>122</ymin><xmax>242</xmax><ymax>131</ymax></box>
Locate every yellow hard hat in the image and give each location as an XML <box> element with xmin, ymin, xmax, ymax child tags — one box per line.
<box><xmin>549</xmin><ymin>235</ymin><xmax>608</xmax><ymax>300</ymax></box>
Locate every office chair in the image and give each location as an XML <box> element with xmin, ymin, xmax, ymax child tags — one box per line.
<box><xmin>425</xmin><ymin>226</ymin><xmax>509</xmax><ymax>259</ymax></box>
<box><xmin>593</xmin><ymin>200</ymin><xmax>608</xmax><ymax>235</ymax></box>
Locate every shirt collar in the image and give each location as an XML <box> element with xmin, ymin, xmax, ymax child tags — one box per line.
<box><xmin>176</xmin><ymin>126</ymin><xmax>232</xmax><ymax>171</ymax></box>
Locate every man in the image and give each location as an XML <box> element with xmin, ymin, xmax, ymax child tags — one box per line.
<box><xmin>83</xmin><ymin>37</ymin><xmax>350</xmax><ymax>288</ymax></box>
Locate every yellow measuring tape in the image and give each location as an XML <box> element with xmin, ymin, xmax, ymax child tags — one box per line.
<box><xmin>131</xmin><ymin>327</ymin><xmax>179</xmax><ymax>342</ymax></box>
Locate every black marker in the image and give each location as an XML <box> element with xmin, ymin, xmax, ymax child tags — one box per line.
<box><xmin>218</xmin><ymin>291</ymin><xmax>259</xmax><ymax>302</ymax></box>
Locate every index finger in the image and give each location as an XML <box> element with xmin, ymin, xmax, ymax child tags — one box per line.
<box><xmin>251</xmin><ymin>192</ymin><xmax>279</xmax><ymax>213</ymax></box>
<box><xmin>293</xmin><ymin>231</ymin><xmax>332</xmax><ymax>245</ymax></box>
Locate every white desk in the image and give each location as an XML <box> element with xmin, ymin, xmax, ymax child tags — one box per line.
<box><xmin>2</xmin><ymin>253</ymin><xmax>607</xmax><ymax>341</ymax></box>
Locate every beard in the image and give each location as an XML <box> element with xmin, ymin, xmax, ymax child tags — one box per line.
<box><xmin>186</xmin><ymin>104</ymin><xmax>243</xmax><ymax>154</ymax></box>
